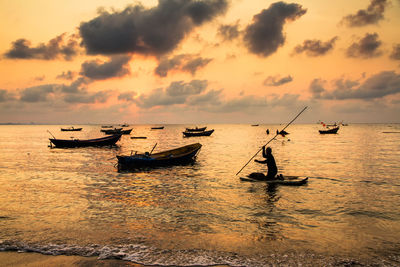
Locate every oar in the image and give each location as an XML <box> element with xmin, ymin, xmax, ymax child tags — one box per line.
<box><xmin>47</xmin><ymin>130</ymin><xmax>56</xmax><ymax>139</ymax></box>
<box><xmin>149</xmin><ymin>143</ymin><xmax>158</xmax><ymax>155</ymax></box>
<box><xmin>235</xmin><ymin>106</ymin><xmax>308</xmax><ymax>176</ymax></box>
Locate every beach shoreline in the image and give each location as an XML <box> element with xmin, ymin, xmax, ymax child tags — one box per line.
<box><xmin>0</xmin><ymin>251</ymin><xmax>144</xmax><ymax>267</ymax></box>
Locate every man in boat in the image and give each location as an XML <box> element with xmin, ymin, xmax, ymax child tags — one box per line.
<box><xmin>253</xmin><ymin>146</ymin><xmax>278</xmax><ymax>180</ymax></box>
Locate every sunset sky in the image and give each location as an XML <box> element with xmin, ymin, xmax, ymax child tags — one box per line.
<box><xmin>1</xmin><ymin>0</ymin><xmax>399</xmax><ymax>124</ymax></box>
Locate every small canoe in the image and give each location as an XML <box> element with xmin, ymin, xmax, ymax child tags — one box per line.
<box><xmin>251</xmin><ymin>124</ymin><xmax>259</xmax><ymax>126</ymax></box>
<box><xmin>117</xmin><ymin>143</ymin><xmax>202</xmax><ymax>170</ymax></box>
<box><xmin>240</xmin><ymin>175</ymin><xmax>308</xmax><ymax>186</ymax></box>
<box><xmin>183</xmin><ymin>129</ymin><xmax>214</xmax><ymax>137</ymax></box>
<box><xmin>185</xmin><ymin>126</ymin><xmax>207</xmax><ymax>132</ymax></box>
<box><xmin>151</xmin><ymin>126</ymin><xmax>164</xmax><ymax>130</ymax></box>
<box><xmin>319</xmin><ymin>126</ymin><xmax>339</xmax><ymax>134</ymax></box>
<box><xmin>131</xmin><ymin>136</ymin><xmax>147</xmax><ymax>139</ymax></box>
<box><xmin>101</xmin><ymin>128</ymin><xmax>127</xmax><ymax>134</ymax></box>
<box><xmin>50</xmin><ymin>134</ymin><xmax>121</xmax><ymax>148</ymax></box>
<box><xmin>61</xmin><ymin>127</ymin><xmax>82</xmax><ymax>131</ymax></box>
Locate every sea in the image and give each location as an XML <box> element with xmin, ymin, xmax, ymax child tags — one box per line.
<box><xmin>1</xmin><ymin>123</ymin><xmax>400</xmax><ymax>266</ymax></box>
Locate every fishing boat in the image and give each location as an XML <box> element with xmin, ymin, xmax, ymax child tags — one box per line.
<box><xmin>251</xmin><ymin>124</ymin><xmax>259</xmax><ymax>127</ymax></box>
<box><xmin>102</xmin><ymin>128</ymin><xmax>132</xmax><ymax>135</ymax></box>
<box><xmin>240</xmin><ymin>174</ymin><xmax>308</xmax><ymax>186</ymax></box>
<box><xmin>117</xmin><ymin>143</ymin><xmax>202</xmax><ymax>170</ymax></box>
<box><xmin>185</xmin><ymin>126</ymin><xmax>207</xmax><ymax>132</ymax></box>
<box><xmin>61</xmin><ymin>127</ymin><xmax>82</xmax><ymax>131</ymax></box>
<box><xmin>101</xmin><ymin>125</ymin><xmax>113</xmax><ymax>128</ymax></box>
<box><xmin>319</xmin><ymin>126</ymin><xmax>339</xmax><ymax>134</ymax></box>
<box><xmin>49</xmin><ymin>134</ymin><xmax>122</xmax><ymax>148</ymax></box>
<box><xmin>151</xmin><ymin>126</ymin><xmax>164</xmax><ymax>130</ymax></box>
<box><xmin>101</xmin><ymin>128</ymin><xmax>122</xmax><ymax>134</ymax></box>
<box><xmin>131</xmin><ymin>136</ymin><xmax>147</xmax><ymax>139</ymax></box>
<box><xmin>183</xmin><ymin>129</ymin><xmax>214</xmax><ymax>137</ymax></box>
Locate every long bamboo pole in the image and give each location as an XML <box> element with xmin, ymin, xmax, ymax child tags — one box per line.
<box><xmin>235</xmin><ymin>106</ymin><xmax>308</xmax><ymax>176</ymax></box>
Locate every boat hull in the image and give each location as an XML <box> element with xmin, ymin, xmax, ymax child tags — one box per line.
<box><xmin>117</xmin><ymin>143</ymin><xmax>202</xmax><ymax>170</ymax></box>
<box><xmin>319</xmin><ymin>126</ymin><xmax>339</xmax><ymax>134</ymax></box>
<box><xmin>50</xmin><ymin>134</ymin><xmax>121</xmax><ymax>148</ymax></box>
<box><xmin>240</xmin><ymin>174</ymin><xmax>308</xmax><ymax>186</ymax></box>
<box><xmin>183</xmin><ymin>129</ymin><xmax>214</xmax><ymax>137</ymax></box>
<box><xmin>61</xmin><ymin>128</ymin><xmax>82</xmax><ymax>131</ymax></box>
<box><xmin>185</xmin><ymin>127</ymin><xmax>207</xmax><ymax>132</ymax></box>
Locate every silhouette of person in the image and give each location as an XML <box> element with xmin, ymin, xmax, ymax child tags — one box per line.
<box><xmin>254</xmin><ymin>146</ymin><xmax>278</xmax><ymax>180</ymax></box>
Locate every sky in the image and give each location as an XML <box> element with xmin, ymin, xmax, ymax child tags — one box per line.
<box><xmin>0</xmin><ymin>0</ymin><xmax>400</xmax><ymax>124</ymax></box>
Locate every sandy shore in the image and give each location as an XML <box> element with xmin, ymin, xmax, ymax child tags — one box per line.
<box><xmin>0</xmin><ymin>252</ymin><xmax>144</xmax><ymax>267</ymax></box>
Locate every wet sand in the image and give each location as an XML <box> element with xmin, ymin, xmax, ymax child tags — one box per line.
<box><xmin>0</xmin><ymin>252</ymin><xmax>143</xmax><ymax>267</ymax></box>
<box><xmin>0</xmin><ymin>252</ymin><xmax>230</xmax><ymax>267</ymax></box>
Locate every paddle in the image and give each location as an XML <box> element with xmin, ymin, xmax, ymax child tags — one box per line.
<box><xmin>235</xmin><ymin>106</ymin><xmax>308</xmax><ymax>176</ymax></box>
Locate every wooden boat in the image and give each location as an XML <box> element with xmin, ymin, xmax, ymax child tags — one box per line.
<box><xmin>131</xmin><ymin>136</ymin><xmax>147</xmax><ymax>139</ymax></box>
<box><xmin>61</xmin><ymin>127</ymin><xmax>82</xmax><ymax>131</ymax></box>
<box><xmin>117</xmin><ymin>143</ymin><xmax>202</xmax><ymax>170</ymax></box>
<box><xmin>101</xmin><ymin>128</ymin><xmax>122</xmax><ymax>134</ymax></box>
<box><xmin>49</xmin><ymin>134</ymin><xmax>121</xmax><ymax>148</ymax></box>
<box><xmin>185</xmin><ymin>126</ymin><xmax>207</xmax><ymax>132</ymax></box>
<box><xmin>101</xmin><ymin>125</ymin><xmax>113</xmax><ymax>128</ymax></box>
<box><xmin>319</xmin><ymin>126</ymin><xmax>339</xmax><ymax>134</ymax></box>
<box><xmin>251</xmin><ymin>124</ymin><xmax>259</xmax><ymax>126</ymax></box>
<box><xmin>183</xmin><ymin>129</ymin><xmax>214</xmax><ymax>137</ymax></box>
<box><xmin>151</xmin><ymin>126</ymin><xmax>164</xmax><ymax>130</ymax></box>
<box><xmin>240</xmin><ymin>174</ymin><xmax>308</xmax><ymax>186</ymax></box>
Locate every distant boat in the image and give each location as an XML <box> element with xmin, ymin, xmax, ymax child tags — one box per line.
<box><xmin>151</xmin><ymin>126</ymin><xmax>164</xmax><ymax>130</ymax></box>
<box><xmin>101</xmin><ymin>128</ymin><xmax>132</xmax><ymax>135</ymax></box>
<box><xmin>117</xmin><ymin>143</ymin><xmax>202</xmax><ymax>170</ymax></box>
<box><xmin>101</xmin><ymin>125</ymin><xmax>113</xmax><ymax>128</ymax></box>
<box><xmin>183</xmin><ymin>129</ymin><xmax>214</xmax><ymax>137</ymax></box>
<box><xmin>185</xmin><ymin>126</ymin><xmax>207</xmax><ymax>132</ymax></box>
<box><xmin>319</xmin><ymin>126</ymin><xmax>339</xmax><ymax>134</ymax></box>
<box><xmin>49</xmin><ymin>134</ymin><xmax>121</xmax><ymax>148</ymax></box>
<box><xmin>131</xmin><ymin>136</ymin><xmax>147</xmax><ymax>139</ymax></box>
<box><xmin>61</xmin><ymin>127</ymin><xmax>82</xmax><ymax>131</ymax></box>
<box><xmin>101</xmin><ymin>128</ymin><xmax>122</xmax><ymax>134</ymax></box>
<box><xmin>120</xmin><ymin>124</ymin><xmax>129</xmax><ymax>127</ymax></box>
<box><xmin>251</xmin><ymin>124</ymin><xmax>259</xmax><ymax>126</ymax></box>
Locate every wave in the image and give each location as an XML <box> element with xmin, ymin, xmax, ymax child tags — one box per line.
<box><xmin>1</xmin><ymin>240</ymin><xmax>396</xmax><ymax>266</ymax></box>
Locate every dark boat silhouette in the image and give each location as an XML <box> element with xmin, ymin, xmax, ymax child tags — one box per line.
<box><xmin>117</xmin><ymin>143</ymin><xmax>202</xmax><ymax>170</ymax></box>
<box><xmin>183</xmin><ymin>129</ymin><xmax>214</xmax><ymax>137</ymax></box>
<box><xmin>50</xmin><ymin>134</ymin><xmax>121</xmax><ymax>148</ymax></box>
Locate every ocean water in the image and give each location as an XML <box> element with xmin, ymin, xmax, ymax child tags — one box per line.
<box><xmin>1</xmin><ymin>124</ymin><xmax>400</xmax><ymax>266</ymax></box>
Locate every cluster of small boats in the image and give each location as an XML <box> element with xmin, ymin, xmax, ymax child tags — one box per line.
<box><xmin>48</xmin><ymin>124</ymin><xmax>310</xmax><ymax>186</ymax></box>
<box><xmin>182</xmin><ymin>126</ymin><xmax>214</xmax><ymax>137</ymax></box>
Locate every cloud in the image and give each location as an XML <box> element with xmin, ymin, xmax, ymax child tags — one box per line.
<box><xmin>341</xmin><ymin>0</ymin><xmax>389</xmax><ymax>27</ymax></box>
<box><xmin>0</xmin><ymin>89</ymin><xmax>17</xmax><ymax>102</ymax></box>
<box><xmin>19</xmin><ymin>84</ymin><xmax>55</xmax><ymax>102</ymax></box>
<box><xmin>64</xmin><ymin>90</ymin><xmax>112</xmax><ymax>104</ymax></box>
<box><xmin>292</xmin><ymin>37</ymin><xmax>338</xmax><ymax>57</ymax></box>
<box><xmin>57</xmin><ymin>71</ymin><xmax>77</xmax><ymax>80</ymax></box>
<box><xmin>187</xmin><ymin>89</ymin><xmax>223</xmax><ymax>105</ymax></box>
<box><xmin>155</xmin><ymin>54</ymin><xmax>212</xmax><ymax>76</ymax></box>
<box><xmin>263</xmin><ymin>75</ymin><xmax>293</xmax><ymax>86</ymax></box>
<box><xmin>346</xmin><ymin>33</ymin><xmax>382</xmax><ymax>58</ymax></box>
<box><xmin>118</xmin><ymin>92</ymin><xmax>137</xmax><ymax>101</ymax></box>
<box><xmin>134</xmin><ymin>80</ymin><xmax>208</xmax><ymax>108</ymax></box>
<box><xmin>390</xmin><ymin>44</ymin><xmax>400</xmax><ymax>60</ymax></box>
<box><xmin>79</xmin><ymin>0</ymin><xmax>228</xmax><ymax>56</ymax></box>
<box><xmin>218</xmin><ymin>21</ymin><xmax>241</xmax><ymax>41</ymax></box>
<box><xmin>182</xmin><ymin>57</ymin><xmax>213</xmax><ymax>75</ymax></box>
<box><xmin>309</xmin><ymin>71</ymin><xmax>400</xmax><ymax>100</ymax></box>
<box><xmin>243</xmin><ymin>2</ymin><xmax>306</xmax><ymax>57</ymax></box>
<box><xmin>4</xmin><ymin>33</ymin><xmax>79</xmax><ymax>60</ymax></box>
<box><xmin>80</xmin><ymin>55</ymin><xmax>131</xmax><ymax>80</ymax></box>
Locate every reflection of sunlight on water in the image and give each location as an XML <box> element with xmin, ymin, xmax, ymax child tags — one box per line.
<box><xmin>1</xmin><ymin>124</ymin><xmax>400</xmax><ymax>262</ymax></box>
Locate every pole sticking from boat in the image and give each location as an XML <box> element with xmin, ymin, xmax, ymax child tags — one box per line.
<box><xmin>235</xmin><ymin>106</ymin><xmax>308</xmax><ymax>176</ymax></box>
